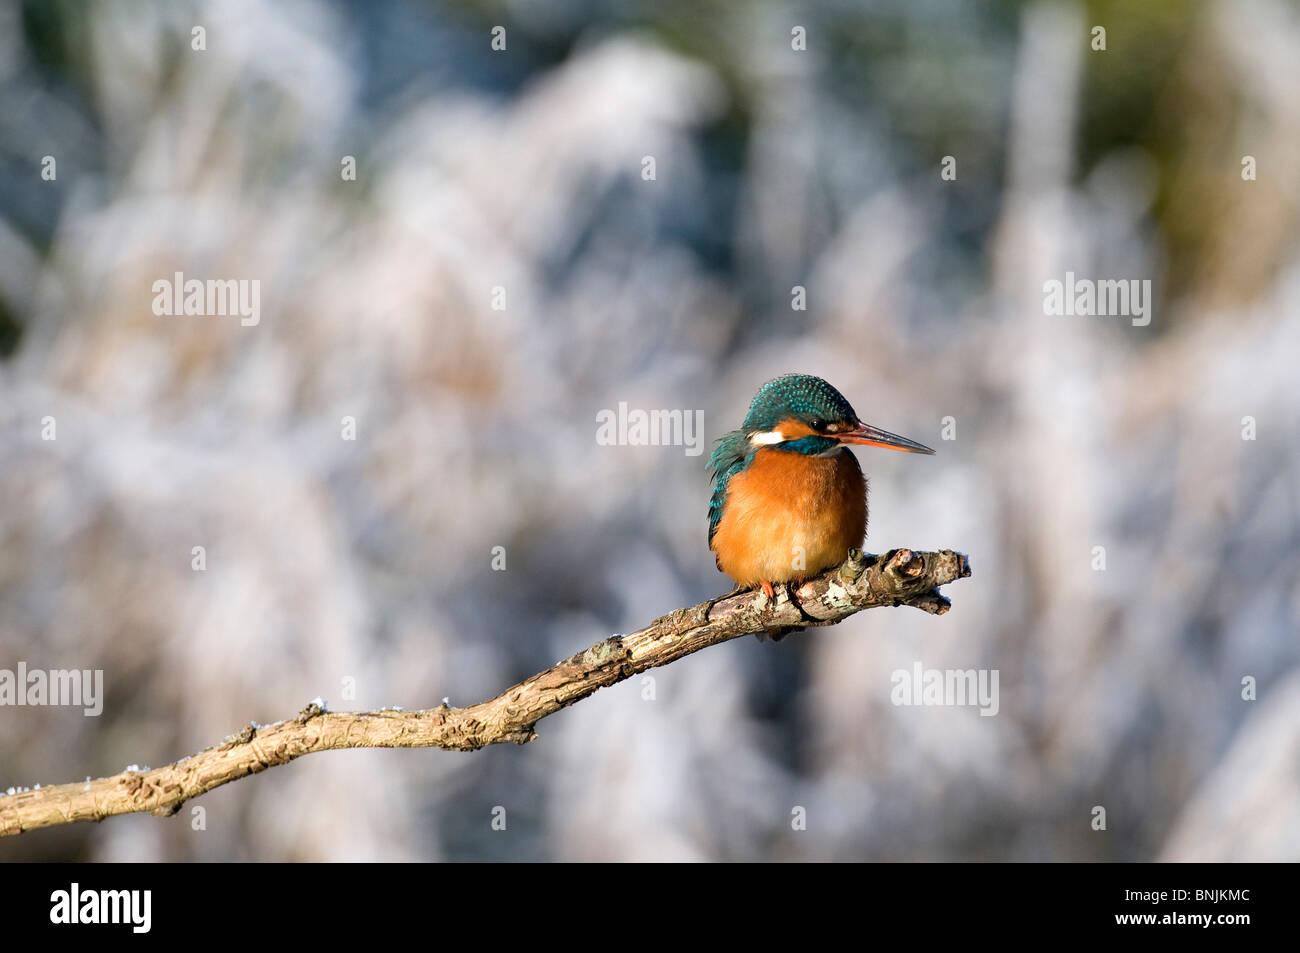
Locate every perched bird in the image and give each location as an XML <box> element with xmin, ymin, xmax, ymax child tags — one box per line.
<box><xmin>708</xmin><ymin>374</ymin><xmax>934</xmax><ymax>601</ymax></box>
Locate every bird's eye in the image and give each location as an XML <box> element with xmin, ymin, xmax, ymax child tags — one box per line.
<box><xmin>809</xmin><ymin>418</ymin><xmax>826</xmax><ymax>432</ymax></box>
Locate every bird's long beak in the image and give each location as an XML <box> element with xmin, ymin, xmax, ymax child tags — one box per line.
<box><xmin>835</xmin><ymin>422</ymin><xmax>936</xmax><ymax>454</ymax></box>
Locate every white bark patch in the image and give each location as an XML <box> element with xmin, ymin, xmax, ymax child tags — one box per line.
<box><xmin>824</xmin><ymin>581</ymin><xmax>853</xmax><ymax>609</ymax></box>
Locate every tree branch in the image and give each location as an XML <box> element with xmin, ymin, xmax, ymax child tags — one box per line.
<box><xmin>0</xmin><ymin>548</ymin><xmax>970</xmax><ymax>836</ymax></box>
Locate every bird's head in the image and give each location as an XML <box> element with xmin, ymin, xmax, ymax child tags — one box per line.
<box><xmin>741</xmin><ymin>374</ymin><xmax>936</xmax><ymax>456</ymax></box>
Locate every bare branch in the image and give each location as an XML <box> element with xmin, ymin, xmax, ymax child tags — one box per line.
<box><xmin>0</xmin><ymin>548</ymin><xmax>970</xmax><ymax>836</ymax></box>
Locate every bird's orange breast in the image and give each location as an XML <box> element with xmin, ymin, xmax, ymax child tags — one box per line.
<box><xmin>710</xmin><ymin>446</ymin><xmax>867</xmax><ymax>587</ymax></box>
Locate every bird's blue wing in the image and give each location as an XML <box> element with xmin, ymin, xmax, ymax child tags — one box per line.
<box><xmin>707</xmin><ymin>430</ymin><xmax>751</xmax><ymax>547</ymax></box>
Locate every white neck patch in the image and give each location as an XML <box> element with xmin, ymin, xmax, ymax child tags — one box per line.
<box><xmin>750</xmin><ymin>430</ymin><xmax>786</xmax><ymax>445</ymax></box>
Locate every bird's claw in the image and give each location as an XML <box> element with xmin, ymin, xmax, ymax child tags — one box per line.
<box><xmin>785</xmin><ymin>581</ymin><xmax>820</xmax><ymax>624</ymax></box>
<box><xmin>699</xmin><ymin>584</ymin><xmax>747</xmax><ymax>622</ymax></box>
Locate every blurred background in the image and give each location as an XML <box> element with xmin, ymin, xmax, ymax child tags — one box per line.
<box><xmin>1</xmin><ymin>0</ymin><xmax>1297</xmax><ymax>862</ymax></box>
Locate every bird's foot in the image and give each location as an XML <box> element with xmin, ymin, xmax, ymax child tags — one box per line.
<box><xmin>753</xmin><ymin>582</ymin><xmax>816</xmax><ymax>643</ymax></box>
<box><xmin>785</xmin><ymin>581</ymin><xmax>821</xmax><ymax>625</ymax></box>
<box><xmin>698</xmin><ymin>584</ymin><xmax>748</xmax><ymax>622</ymax></box>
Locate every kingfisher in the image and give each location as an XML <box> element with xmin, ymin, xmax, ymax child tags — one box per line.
<box><xmin>708</xmin><ymin>374</ymin><xmax>935</xmax><ymax>602</ymax></box>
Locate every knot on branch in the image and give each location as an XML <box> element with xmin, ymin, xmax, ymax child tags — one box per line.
<box><xmin>222</xmin><ymin>723</ymin><xmax>258</xmax><ymax>747</ymax></box>
<box><xmin>573</xmin><ymin>636</ymin><xmax>629</xmax><ymax>669</ymax></box>
<box><xmin>838</xmin><ymin>548</ymin><xmax>871</xmax><ymax>582</ymax></box>
<box><xmin>296</xmin><ymin>699</ymin><xmax>327</xmax><ymax>723</ymax></box>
